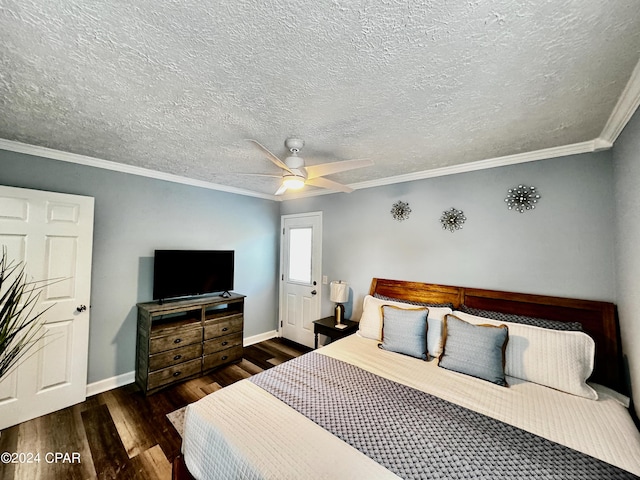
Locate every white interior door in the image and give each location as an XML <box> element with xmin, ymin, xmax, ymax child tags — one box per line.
<box><xmin>280</xmin><ymin>212</ymin><xmax>322</xmax><ymax>347</ymax></box>
<box><xmin>0</xmin><ymin>185</ymin><xmax>94</xmax><ymax>429</ymax></box>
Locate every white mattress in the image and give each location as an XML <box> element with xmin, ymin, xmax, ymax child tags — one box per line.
<box><xmin>182</xmin><ymin>335</ymin><xmax>640</xmax><ymax>479</ymax></box>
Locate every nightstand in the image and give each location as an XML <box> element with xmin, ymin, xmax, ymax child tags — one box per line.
<box><xmin>312</xmin><ymin>316</ymin><xmax>359</xmax><ymax>349</ymax></box>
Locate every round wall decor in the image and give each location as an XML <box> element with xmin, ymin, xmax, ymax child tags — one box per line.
<box><xmin>440</xmin><ymin>207</ymin><xmax>466</xmax><ymax>232</ymax></box>
<box><xmin>391</xmin><ymin>201</ymin><xmax>411</xmax><ymax>221</ymax></box>
<box><xmin>505</xmin><ymin>185</ymin><xmax>540</xmax><ymax>213</ymax></box>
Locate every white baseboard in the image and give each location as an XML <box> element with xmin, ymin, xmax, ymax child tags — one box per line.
<box><xmin>244</xmin><ymin>330</ymin><xmax>278</xmax><ymax>346</ymax></box>
<box><xmin>85</xmin><ymin>330</ymin><xmax>279</xmax><ymax>397</ymax></box>
<box><xmin>86</xmin><ymin>370</ymin><xmax>135</xmax><ymax>397</ymax></box>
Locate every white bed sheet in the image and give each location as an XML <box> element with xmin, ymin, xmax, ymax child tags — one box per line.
<box><xmin>182</xmin><ymin>335</ymin><xmax>640</xmax><ymax>479</ymax></box>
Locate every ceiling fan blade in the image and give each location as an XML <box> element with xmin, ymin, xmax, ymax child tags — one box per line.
<box><xmin>247</xmin><ymin>139</ymin><xmax>293</xmax><ymax>173</ymax></box>
<box><xmin>305</xmin><ymin>158</ymin><xmax>373</xmax><ymax>180</ymax></box>
<box><xmin>306</xmin><ymin>177</ymin><xmax>354</xmax><ymax>193</ymax></box>
<box><xmin>274</xmin><ymin>183</ymin><xmax>289</xmax><ymax>195</ymax></box>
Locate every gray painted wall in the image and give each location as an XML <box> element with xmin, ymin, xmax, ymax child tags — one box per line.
<box><xmin>613</xmin><ymin>107</ymin><xmax>640</xmax><ymax>418</ymax></box>
<box><xmin>0</xmin><ymin>150</ymin><xmax>281</xmax><ymax>384</ymax></box>
<box><xmin>281</xmin><ymin>152</ymin><xmax>617</xmax><ymax>323</ymax></box>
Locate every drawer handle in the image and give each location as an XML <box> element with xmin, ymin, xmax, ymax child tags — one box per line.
<box><xmin>174</xmin><ymin>338</ymin><xmax>182</xmax><ymax>344</ymax></box>
<box><xmin>221</xmin><ymin>355</ymin><xmax>228</xmax><ymax>361</ymax></box>
<box><xmin>221</xmin><ymin>341</ymin><xmax>228</xmax><ymax>346</ymax></box>
<box><xmin>173</xmin><ymin>371</ymin><xmax>181</xmax><ymax>377</ymax></box>
<box><xmin>222</xmin><ymin>327</ymin><xmax>228</xmax><ymax>332</ymax></box>
<box><xmin>174</xmin><ymin>354</ymin><xmax>182</xmax><ymax>361</ymax></box>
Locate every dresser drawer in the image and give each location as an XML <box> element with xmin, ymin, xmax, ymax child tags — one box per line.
<box><xmin>204</xmin><ymin>332</ymin><xmax>243</xmax><ymax>355</ymax></box>
<box><xmin>147</xmin><ymin>358</ymin><xmax>202</xmax><ymax>391</ymax></box>
<box><xmin>149</xmin><ymin>343</ymin><xmax>203</xmax><ymax>371</ymax></box>
<box><xmin>204</xmin><ymin>315</ymin><xmax>243</xmax><ymax>340</ymax></box>
<box><xmin>150</xmin><ymin>327</ymin><xmax>202</xmax><ymax>354</ymax></box>
<box><xmin>203</xmin><ymin>346</ymin><xmax>243</xmax><ymax>371</ymax></box>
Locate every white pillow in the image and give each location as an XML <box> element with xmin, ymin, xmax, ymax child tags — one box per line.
<box><xmin>358</xmin><ymin>295</ymin><xmax>452</xmax><ymax>358</ymax></box>
<box><xmin>452</xmin><ymin>310</ymin><xmax>597</xmax><ymax>400</ymax></box>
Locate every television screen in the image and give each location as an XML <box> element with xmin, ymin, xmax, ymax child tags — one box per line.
<box><xmin>153</xmin><ymin>250</ymin><xmax>234</xmax><ymax>301</ymax></box>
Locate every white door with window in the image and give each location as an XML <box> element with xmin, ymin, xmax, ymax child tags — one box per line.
<box><xmin>0</xmin><ymin>185</ymin><xmax>94</xmax><ymax>429</ymax></box>
<box><xmin>280</xmin><ymin>212</ymin><xmax>322</xmax><ymax>347</ymax></box>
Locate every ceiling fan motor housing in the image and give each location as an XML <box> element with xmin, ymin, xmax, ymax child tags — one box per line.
<box><xmin>284</xmin><ymin>155</ymin><xmax>305</xmax><ymax>170</ymax></box>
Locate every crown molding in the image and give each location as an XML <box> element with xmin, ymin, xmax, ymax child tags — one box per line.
<box><xmin>349</xmin><ymin>140</ymin><xmax>602</xmax><ymax>191</ymax></box>
<box><xmin>283</xmin><ymin>139</ymin><xmax>606</xmax><ymax>200</ymax></box>
<box><xmin>0</xmin><ymin>137</ymin><xmax>611</xmax><ymax>203</ymax></box>
<box><xmin>600</xmin><ymin>59</ymin><xmax>640</xmax><ymax>144</ymax></box>
<box><xmin>0</xmin><ymin>138</ymin><xmax>277</xmax><ymax>201</ymax></box>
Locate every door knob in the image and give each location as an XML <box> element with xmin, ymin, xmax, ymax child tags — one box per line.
<box><xmin>76</xmin><ymin>305</ymin><xmax>87</xmax><ymax>313</ymax></box>
<box><xmin>311</xmin><ymin>290</ymin><xmax>317</xmax><ymax>295</ymax></box>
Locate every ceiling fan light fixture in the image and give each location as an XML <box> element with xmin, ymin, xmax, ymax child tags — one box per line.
<box><xmin>282</xmin><ymin>176</ymin><xmax>305</xmax><ymax>190</ymax></box>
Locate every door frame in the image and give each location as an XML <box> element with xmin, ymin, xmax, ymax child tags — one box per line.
<box><xmin>278</xmin><ymin>211</ymin><xmax>323</xmax><ymax>340</ymax></box>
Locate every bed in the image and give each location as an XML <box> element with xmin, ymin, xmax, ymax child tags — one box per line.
<box><xmin>177</xmin><ymin>278</ymin><xmax>640</xmax><ymax>479</ymax></box>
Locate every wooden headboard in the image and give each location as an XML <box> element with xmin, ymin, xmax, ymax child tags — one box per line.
<box><xmin>369</xmin><ymin>278</ymin><xmax>624</xmax><ymax>393</ymax></box>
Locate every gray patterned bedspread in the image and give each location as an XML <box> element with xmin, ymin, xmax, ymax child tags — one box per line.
<box><xmin>249</xmin><ymin>352</ymin><xmax>639</xmax><ymax>480</ymax></box>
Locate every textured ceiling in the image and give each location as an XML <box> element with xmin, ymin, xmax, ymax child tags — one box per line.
<box><xmin>1</xmin><ymin>1</ymin><xmax>640</xmax><ymax>198</ymax></box>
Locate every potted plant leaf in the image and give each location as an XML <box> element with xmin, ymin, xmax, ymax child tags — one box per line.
<box><xmin>0</xmin><ymin>249</ymin><xmax>50</xmax><ymax>381</ymax></box>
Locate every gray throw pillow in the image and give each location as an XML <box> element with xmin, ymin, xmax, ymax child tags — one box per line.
<box><xmin>439</xmin><ymin>314</ymin><xmax>509</xmax><ymax>386</ymax></box>
<box><xmin>378</xmin><ymin>305</ymin><xmax>428</xmax><ymax>360</ymax></box>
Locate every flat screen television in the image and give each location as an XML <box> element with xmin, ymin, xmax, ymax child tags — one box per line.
<box><xmin>153</xmin><ymin>250</ymin><xmax>234</xmax><ymax>301</ymax></box>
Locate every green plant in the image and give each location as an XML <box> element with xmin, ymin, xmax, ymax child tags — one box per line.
<box><xmin>0</xmin><ymin>250</ymin><xmax>49</xmax><ymax>380</ymax></box>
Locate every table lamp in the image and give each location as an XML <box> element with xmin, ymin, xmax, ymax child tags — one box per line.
<box><xmin>330</xmin><ymin>280</ymin><xmax>349</xmax><ymax>329</ymax></box>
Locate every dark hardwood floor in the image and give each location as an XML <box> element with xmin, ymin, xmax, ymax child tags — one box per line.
<box><xmin>0</xmin><ymin>338</ymin><xmax>311</xmax><ymax>480</ymax></box>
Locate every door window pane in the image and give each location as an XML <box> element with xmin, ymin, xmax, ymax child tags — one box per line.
<box><xmin>288</xmin><ymin>227</ymin><xmax>312</xmax><ymax>283</ymax></box>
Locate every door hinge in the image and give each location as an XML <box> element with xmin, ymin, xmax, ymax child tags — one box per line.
<box><xmin>282</xmin><ymin>228</ymin><xmax>285</xmax><ymax>235</ymax></box>
<box><xmin>280</xmin><ymin>320</ymin><xmax>283</xmax><ymax>328</ymax></box>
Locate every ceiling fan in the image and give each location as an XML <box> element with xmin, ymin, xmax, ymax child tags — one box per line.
<box><xmin>247</xmin><ymin>138</ymin><xmax>373</xmax><ymax>195</ymax></box>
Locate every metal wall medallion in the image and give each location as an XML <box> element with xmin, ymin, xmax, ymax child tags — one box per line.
<box><xmin>440</xmin><ymin>207</ymin><xmax>466</xmax><ymax>232</ymax></box>
<box><xmin>505</xmin><ymin>184</ymin><xmax>540</xmax><ymax>213</ymax></box>
<box><xmin>391</xmin><ymin>200</ymin><xmax>411</xmax><ymax>221</ymax></box>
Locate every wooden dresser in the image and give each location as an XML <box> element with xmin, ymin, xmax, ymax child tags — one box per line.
<box><xmin>136</xmin><ymin>293</ymin><xmax>245</xmax><ymax>395</ymax></box>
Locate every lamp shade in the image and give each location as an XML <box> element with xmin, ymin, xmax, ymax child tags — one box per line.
<box><xmin>330</xmin><ymin>280</ymin><xmax>349</xmax><ymax>303</ymax></box>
